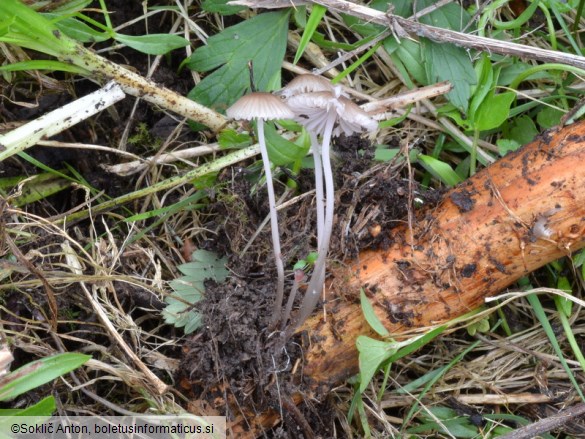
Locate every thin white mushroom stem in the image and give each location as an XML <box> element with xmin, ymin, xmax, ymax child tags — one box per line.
<box><xmin>258</xmin><ymin>120</ymin><xmax>286</xmax><ymax>329</ymax></box>
<box><xmin>293</xmin><ymin>111</ymin><xmax>337</xmax><ymax>331</ymax></box>
<box><xmin>310</xmin><ymin>131</ymin><xmax>325</xmax><ymax>247</ymax></box>
<box><xmin>281</xmin><ymin>268</ymin><xmax>306</xmax><ymax>331</ymax></box>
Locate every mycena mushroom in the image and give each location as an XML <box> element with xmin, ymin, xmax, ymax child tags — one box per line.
<box><xmin>284</xmin><ymin>87</ymin><xmax>378</xmax><ymax>332</ymax></box>
<box><xmin>226</xmin><ymin>92</ymin><xmax>295</xmax><ymax>328</ymax></box>
<box><xmin>277</xmin><ymin>75</ymin><xmax>340</xmax><ymax>249</ymax></box>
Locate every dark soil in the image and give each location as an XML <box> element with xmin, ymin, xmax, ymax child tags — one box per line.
<box><xmin>0</xmin><ymin>2</ymin><xmax>440</xmax><ymax>437</ymax></box>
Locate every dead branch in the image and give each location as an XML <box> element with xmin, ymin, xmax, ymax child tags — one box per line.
<box><xmin>232</xmin><ymin>0</ymin><xmax>585</xmax><ymax>70</ymax></box>
<box><xmin>301</xmin><ymin>119</ymin><xmax>585</xmax><ymax>388</ymax></box>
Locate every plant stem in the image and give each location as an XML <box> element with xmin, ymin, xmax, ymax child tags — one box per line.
<box><xmin>0</xmin><ymin>81</ymin><xmax>125</xmax><ymax>162</ymax></box>
<box><xmin>310</xmin><ymin>131</ymin><xmax>325</xmax><ymax>247</ymax></box>
<box><xmin>291</xmin><ymin>112</ymin><xmax>337</xmax><ymax>333</ymax></box>
<box><xmin>69</xmin><ymin>45</ymin><xmax>226</xmax><ymax>131</ymax></box>
<box><xmin>259</xmin><ymin>121</ymin><xmax>285</xmax><ymax>330</ymax></box>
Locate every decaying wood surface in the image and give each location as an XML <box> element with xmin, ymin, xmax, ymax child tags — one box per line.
<box><xmin>298</xmin><ymin>120</ymin><xmax>585</xmax><ymax>389</ymax></box>
<box><xmin>230</xmin><ymin>121</ymin><xmax>585</xmax><ymax>438</ymax></box>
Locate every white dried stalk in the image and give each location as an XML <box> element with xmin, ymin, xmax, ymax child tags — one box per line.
<box><xmin>0</xmin><ymin>81</ymin><xmax>125</xmax><ymax>162</ymax></box>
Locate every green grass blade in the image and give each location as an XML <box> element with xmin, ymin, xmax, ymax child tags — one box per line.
<box><xmin>0</xmin><ymin>353</ymin><xmax>90</xmax><ymax>401</ymax></box>
<box><xmin>526</xmin><ymin>293</ymin><xmax>585</xmax><ymax>401</ymax></box>
<box><xmin>293</xmin><ymin>4</ymin><xmax>326</xmax><ymax>65</ymax></box>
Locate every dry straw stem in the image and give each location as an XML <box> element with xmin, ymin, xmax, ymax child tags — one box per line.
<box><xmin>235</xmin><ymin>0</ymin><xmax>585</xmax><ymax>70</ymax></box>
<box><xmin>69</xmin><ymin>46</ymin><xmax>227</xmax><ymax>132</ymax></box>
<box><xmin>300</xmin><ymin>119</ymin><xmax>585</xmax><ymax>388</ymax></box>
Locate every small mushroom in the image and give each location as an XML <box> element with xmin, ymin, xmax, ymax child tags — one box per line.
<box><xmin>276</xmin><ymin>74</ymin><xmax>336</xmax><ymax>99</ymax></box>
<box><xmin>277</xmin><ymin>75</ymin><xmax>340</xmax><ymax>246</ymax></box>
<box><xmin>283</xmin><ymin>87</ymin><xmax>378</xmax><ymax>333</ymax></box>
<box><xmin>226</xmin><ymin>92</ymin><xmax>294</xmax><ymax>328</ymax></box>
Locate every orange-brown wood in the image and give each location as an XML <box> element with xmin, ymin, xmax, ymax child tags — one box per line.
<box><xmin>301</xmin><ymin>120</ymin><xmax>585</xmax><ymax>388</ymax></box>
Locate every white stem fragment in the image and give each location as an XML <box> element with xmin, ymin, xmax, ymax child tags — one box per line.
<box><xmin>257</xmin><ymin>121</ymin><xmax>286</xmax><ymax>329</ymax></box>
<box><xmin>0</xmin><ymin>81</ymin><xmax>125</xmax><ymax>162</ymax></box>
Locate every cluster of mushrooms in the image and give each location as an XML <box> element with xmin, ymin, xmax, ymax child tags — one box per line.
<box><xmin>226</xmin><ymin>74</ymin><xmax>378</xmax><ymax>334</ymax></box>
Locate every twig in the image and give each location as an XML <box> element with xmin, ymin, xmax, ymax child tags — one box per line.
<box><xmin>104</xmin><ymin>143</ymin><xmax>223</xmax><ymax>176</ymax></box>
<box><xmin>234</xmin><ymin>0</ymin><xmax>585</xmax><ymax>70</ymax></box>
<box><xmin>498</xmin><ymin>403</ymin><xmax>585</xmax><ymax>439</ymax></box>
<box><xmin>362</xmin><ymin>81</ymin><xmax>453</xmax><ymax>114</ymax></box>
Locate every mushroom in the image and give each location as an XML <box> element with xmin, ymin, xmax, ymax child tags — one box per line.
<box><xmin>226</xmin><ymin>92</ymin><xmax>294</xmax><ymax>328</ymax></box>
<box><xmin>283</xmin><ymin>86</ymin><xmax>378</xmax><ymax>332</ymax></box>
<box><xmin>277</xmin><ymin>75</ymin><xmax>339</xmax><ymax>247</ymax></box>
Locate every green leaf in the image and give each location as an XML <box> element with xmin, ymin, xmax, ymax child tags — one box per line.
<box><xmin>496</xmin><ymin>138</ymin><xmax>521</xmax><ymax>156</ymax></box>
<box><xmin>0</xmin><ymin>353</ymin><xmax>90</xmax><ymax>401</ymax></box>
<box><xmin>537</xmin><ymin>106</ymin><xmax>563</xmax><ymax>129</ymax></box>
<box><xmin>218</xmin><ymin>129</ymin><xmax>252</xmax><ymax>149</ymax></box>
<box><xmin>384</xmin><ymin>38</ymin><xmax>426</xmax><ymax>85</ymax></box>
<box><xmin>420</xmin><ymin>1</ymin><xmax>471</xmax><ymax>30</ymax></box>
<box><xmin>509</xmin><ymin>115</ymin><xmax>538</xmax><ymax>144</ymax></box>
<box><xmin>418</xmin><ymin>154</ymin><xmax>463</xmax><ymax>187</ymax></box>
<box><xmin>187</xmin><ymin>11</ymin><xmax>290</xmax><ymax>112</ymax></box>
<box><xmin>0</xmin><ymin>60</ymin><xmax>89</xmax><ymax>74</ymax></box>
<box><xmin>527</xmin><ymin>293</ymin><xmax>585</xmax><ymax>400</ymax></box>
<box><xmin>468</xmin><ymin>54</ymin><xmax>494</xmax><ymax>122</ymax></box>
<box><xmin>474</xmin><ymin>91</ymin><xmax>515</xmax><ymax>131</ymax></box>
<box><xmin>360</xmin><ymin>289</ymin><xmax>389</xmax><ymax>337</ymax></box>
<box><xmin>202</xmin><ymin>0</ymin><xmax>245</xmax><ymax>15</ymax></box>
<box><xmin>52</xmin><ymin>0</ymin><xmax>93</xmax><ymax>14</ymax></box>
<box><xmin>44</xmin><ymin>13</ymin><xmax>109</xmax><ymax>43</ymax></box>
<box><xmin>0</xmin><ymin>396</ymin><xmax>55</xmax><ymax>417</ymax></box>
<box><xmin>293</xmin><ymin>4</ymin><xmax>326</xmax><ymax>65</ymax></box>
<box><xmin>115</xmin><ymin>33</ymin><xmax>189</xmax><ymax>55</ymax></box>
<box><xmin>384</xmin><ymin>0</ymin><xmax>412</xmax><ymax>17</ymax></box>
<box><xmin>163</xmin><ymin>249</ymin><xmax>229</xmax><ymax>333</ymax></box>
<box><xmin>356</xmin><ymin>336</ymin><xmax>398</xmax><ymax>393</ymax></box>
<box><xmin>263</xmin><ymin>122</ymin><xmax>310</xmax><ymax>166</ymax></box>
<box><xmin>423</xmin><ymin>41</ymin><xmax>475</xmax><ymax>112</ymax></box>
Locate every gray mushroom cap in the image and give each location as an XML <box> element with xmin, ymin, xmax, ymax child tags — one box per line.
<box><xmin>286</xmin><ymin>91</ymin><xmax>378</xmax><ymax>137</ymax></box>
<box><xmin>226</xmin><ymin>92</ymin><xmax>295</xmax><ymax>121</ymax></box>
<box><xmin>276</xmin><ymin>74</ymin><xmax>336</xmax><ymax>99</ymax></box>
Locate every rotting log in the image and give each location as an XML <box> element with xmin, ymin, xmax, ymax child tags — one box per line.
<box><xmin>230</xmin><ymin>121</ymin><xmax>585</xmax><ymax>437</ymax></box>
<box><xmin>300</xmin><ymin>120</ymin><xmax>585</xmax><ymax>390</ymax></box>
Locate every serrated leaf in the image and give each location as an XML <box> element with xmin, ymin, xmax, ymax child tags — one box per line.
<box><xmin>202</xmin><ymin>0</ymin><xmax>245</xmax><ymax>15</ymax></box>
<box><xmin>163</xmin><ymin>250</ymin><xmax>229</xmax><ymax>333</ymax></box>
<box><xmin>180</xmin><ymin>250</ymin><xmax>230</xmax><ymax>281</ymax></box>
<box><xmin>390</xmin><ymin>38</ymin><xmax>426</xmax><ymax>84</ymax></box>
<box><xmin>115</xmin><ymin>33</ymin><xmax>189</xmax><ymax>55</ymax></box>
<box><xmin>509</xmin><ymin>115</ymin><xmax>538</xmax><ymax>144</ymax></box>
<box><xmin>263</xmin><ymin>122</ymin><xmax>310</xmax><ymax>166</ymax></box>
<box><xmin>187</xmin><ymin>11</ymin><xmax>290</xmax><ymax>112</ymax></box>
<box><xmin>537</xmin><ymin>106</ymin><xmax>563</xmax><ymax>129</ymax></box>
<box><xmin>423</xmin><ymin>41</ymin><xmax>475</xmax><ymax>112</ymax></box>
